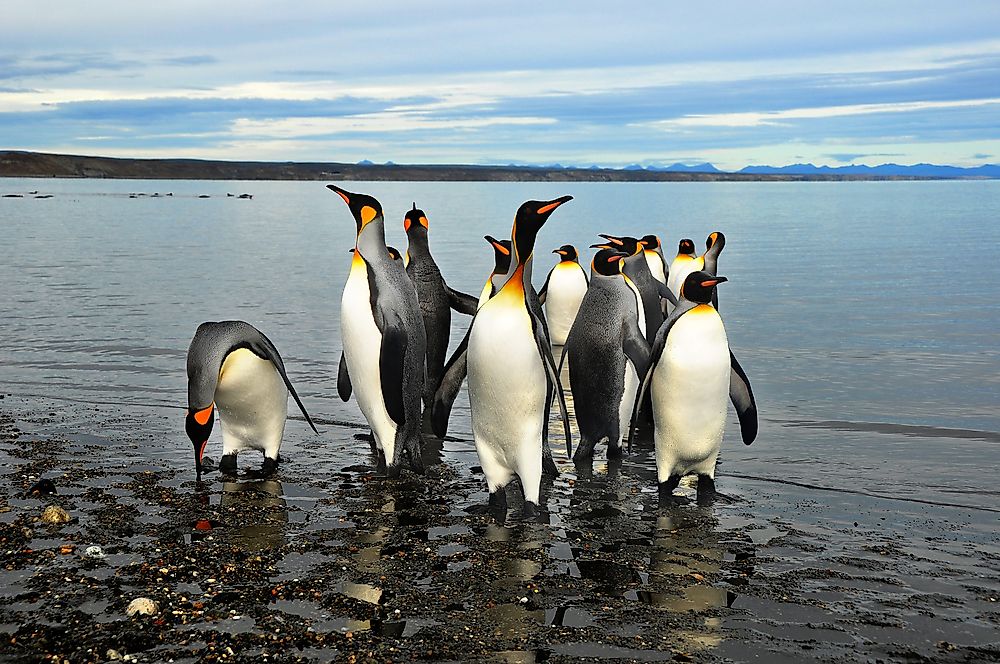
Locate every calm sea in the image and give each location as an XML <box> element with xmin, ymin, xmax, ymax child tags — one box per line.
<box><xmin>1</xmin><ymin>177</ymin><xmax>998</xmax><ymax>505</ymax></box>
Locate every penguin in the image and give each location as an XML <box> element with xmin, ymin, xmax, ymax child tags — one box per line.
<box><xmin>595</xmin><ymin>234</ymin><xmax>676</xmax><ymax>342</ymax></box>
<box><xmin>402</xmin><ymin>204</ymin><xmax>478</xmax><ymax>410</ymax></box>
<box><xmin>185</xmin><ymin>320</ymin><xmax>317</xmax><ymax>479</ymax></box>
<box><xmin>640</xmin><ymin>234</ymin><xmax>668</xmax><ymax>285</ymax></box>
<box><xmin>702</xmin><ymin>232</ymin><xmax>726</xmax><ymax>309</ymax></box>
<box><xmin>466</xmin><ymin>196</ymin><xmax>573</xmax><ymax>512</ymax></box>
<box><xmin>630</xmin><ymin>270</ymin><xmax>757</xmax><ymax>504</ymax></box>
<box><xmin>666</xmin><ymin>239</ymin><xmax>698</xmax><ymax>311</ymax></box>
<box><xmin>330</xmin><ymin>185</ymin><xmax>427</xmax><ymax>475</ymax></box>
<box><xmin>561</xmin><ymin>248</ymin><xmax>650</xmax><ymax>462</ymax></box>
<box><xmin>538</xmin><ymin>244</ymin><xmax>588</xmax><ymax>346</ymax></box>
<box><xmin>478</xmin><ymin>235</ymin><xmax>513</xmax><ymax>308</ymax></box>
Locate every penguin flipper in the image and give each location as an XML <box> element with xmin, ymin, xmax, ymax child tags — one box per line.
<box><xmin>431</xmin><ymin>325</ymin><xmax>471</xmax><ymax>438</ymax></box>
<box><xmin>657</xmin><ymin>281</ymin><xmax>678</xmax><ymax>308</ymax></box>
<box><xmin>627</xmin><ymin>301</ymin><xmax>697</xmax><ymax>452</ymax></box>
<box><xmin>246</xmin><ymin>333</ymin><xmax>319</xmax><ymax>434</ymax></box>
<box><xmin>537</xmin><ymin>269</ymin><xmax>553</xmax><ymax>304</ymax></box>
<box><xmin>446</xmin><ymin>286</ymin><xmax>479</xmax><ymax>316</ymax></box>
<box><xmin>337</xmin><ymin>351</ymin><xmax>352</xmax><ymax>402</ymax></box>
<box><xmin>622</xmin><ymin>319</ymin><xmax>651</xmax><ymax>379</ymax></box>
<box><xmin>729</xmin><ymin>351</ymin><xmax>757</xmax><ymax>445</ymax></box>
<box><xmin>379</xmin><ymin>317</ymin><xmax>409</xmax><ymax>427</ymax></box>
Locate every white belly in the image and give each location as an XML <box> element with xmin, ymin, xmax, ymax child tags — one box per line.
<box><xmin>644</xmin><ymin>251</ymin><xmax>666</xmax><ymax>284</ymax></box>
<box><xmin>667</xmin><ymin>257</ymin><xmax>702</xmax><ymax>311</ymax></box>
<box><xmin>544</xmin><ymin>265</ymin><xmax>588</xmax><ymax>346</ymax></box>
<box><xmin>617</xmin><ymin>359</ymin><xmax>640</xmax><ymax>449</ymax></box>
<box><xmin>467</xmin><ymin>297</ymin><xmax>545</xmax><ymax>502</ymax></box>
<box><xmin>341</xmin><ymin>261</ymin><xmax>398</xmax><ymax>461</ymax></box>
<box><xmin>215</xmin><ymin>348</ymin><xmax>288</xmax><ymax>458</ymax></box>
<box><xmin>651</xmin><ymin>307</ymin><xmax>730</xmax><ymax>481</ymax></box>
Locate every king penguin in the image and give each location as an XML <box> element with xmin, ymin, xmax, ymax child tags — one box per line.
<box><xmin>595</xmin><ymin>234</ymin><xmax>676</xmax><ymax>342</ymax></box>
<box><xmin>666</xmin><ymin>239</ymin><xmax>698</xmax><ymax>311</ymax></box>
<box><xmin>330</xmin><ymin>185</ymin><xmax>427</xmax><ymax>475</ymax></box>
<box><xmin>538</xmin><ymin>244</ymin><xmax>588</xmax><ymax>346</ymax></box>
<box><xmin>630</xmin><ymin>270</ymin><xmax>757</xmax><ymax>504</ymax></box>
<box><xmin>640</xmin><ymin>234</ymin><xmax>668</xmax><ymax>285</ymax></box>
<box><xmin>185</xmin><ymin>320</ymin><xmax>318</xmax><ymax>479</ymax></box>
<box><xmin>402</xmin><ymin>204</ymin><xmax>478</xmax><ymax>411</ymax></box>
<box><xmin>561</xmin><ymin>248</ymin><xmax>649</xmax><ymax>462</ymax></box>
<box><xmin>478</xmin><ymin>235</ymin><xmax>513</xmax><ymax>308</ymax></box>
<box><xmin>466</xmin><ymin>196</ymin><xmax>573</xmax><ymax>513</ymax></box>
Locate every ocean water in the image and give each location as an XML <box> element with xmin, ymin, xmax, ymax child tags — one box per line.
<box><xmin>1</xmin><ymin>178</ymin><xmax>997</xmax><ymax>491</ymax></box>
<box><xmin>2</xmin><ymin>177</ymin><xmax>999</xmax><ymax>659</ymax></box>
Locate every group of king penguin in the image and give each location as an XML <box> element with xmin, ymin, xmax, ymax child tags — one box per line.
<box><xmin>184</xmin><ymin>185</ymin><xmax>757</xmax><ymax>513</ymax></box>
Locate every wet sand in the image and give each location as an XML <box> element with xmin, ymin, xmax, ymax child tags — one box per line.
<box><xmin>1</xmin><ymin>394</ymin><xmax>998</xmax><ymax>664</ymax></box>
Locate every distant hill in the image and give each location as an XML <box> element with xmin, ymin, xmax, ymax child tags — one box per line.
<box><xmin>1</xmin><ymin>150</ymin><xmax>992</xmax><ymax>182</ymax></box>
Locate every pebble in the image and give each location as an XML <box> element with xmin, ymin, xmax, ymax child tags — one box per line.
<box><xmin>40</xmin><ymin>505</ymin><xmax>70</xmax><ymax>525</ymax></box>
<box><xmin>125</xmin><ymin>597</ymin><xmax>159</xmax><ymax>617</ymax></box>
<box><xmin>84</xmin><ymin>545</ymin><xmax>106</xmax><ymax>559</ymax></box>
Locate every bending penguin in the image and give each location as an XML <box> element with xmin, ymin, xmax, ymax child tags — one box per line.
<box><xmin>630</xmin><ymin>270</ymin><xmax>757</xmax><ymax>504</ymax></box>
<box><xmin>185</xmin><ymin>320</ymin><xmax>317</xmax><ymax>479</ymax></box>
<box><xmin>330</xmin><ymin>185</ymin><xmax>427</xmax><ymax>475</ymax></box>
<box><xmin>562</xmin><ymin>248</ymin><xmax>649</xmax><ymax>462</ymax></box>
<box><xmin>538</xmin><ymin>244</ymin><xmax>588</xmax><ymax>346</ymax></box>
<box><xmin>402</xmin><ymin>204</ymin><xmax>478</xmax><ymax>411</ymax></box>
<box><xmin>466</xmin><ymin>196</ymin><xmax>573</xmax><ymax>513</ymax></box>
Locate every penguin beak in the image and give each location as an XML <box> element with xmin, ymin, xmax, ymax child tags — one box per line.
<box><xmin>590</xmin><ymin>243</ymin><xmax>612</xmax><ymax>249</ymax></box>
<box><xmin>700</xmin><ymin>276</ymin><xmax>728</xmax><ymax>287</ymax></box>
<box><xmin>598</xmin><ymin>234</ymin><xmax>624</xmax><ymax>246</ymax></box>
<box><xmin>536</xmin><ymin>195</ymin><xmax>573</xmax><ymax>216</ymax></box>
<box><xmin>553</xmin><ymin>249</ymin><xmax>566</xmax><ymax>255</ymax></box>
<box><xmin>185</xmin><ymin>405</ymin><xmax>215</xmax><ymax>478</ymax></box>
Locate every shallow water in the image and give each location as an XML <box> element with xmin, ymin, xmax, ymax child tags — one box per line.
<box><xmin>0</xmin><ymin>177</ymin><xmax>998</xmax><ymax>661</ymax></box>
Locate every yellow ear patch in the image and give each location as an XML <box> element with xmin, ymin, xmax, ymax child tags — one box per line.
<box><xmin>493</xmin><ymin>242</ymin><xmax>510</xmax><ymax>256</ymax></box>
<box><xmin>419</xmin><ymin>216</ymin><xmax>429</xmax><ymax>228</ymax></box>
<box><xmin>360</xmin><ymin>205</ymin><xmax>377</xmax><ymax>224</ymax></box>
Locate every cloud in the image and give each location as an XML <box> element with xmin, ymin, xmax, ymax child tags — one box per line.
<box><xmin>824</xmin><ymin>152</ymin><xmax>905</xmax><ymax>163</ymax></box>
<box><xmin>161</xmin><ymin>55</ymin><xmax>217</xmax><ymax>66</ymax></box>
<box><xmin>972</xmin><ymin>152</ymin><xmax>993</xmax><ymax>159</ymax></box>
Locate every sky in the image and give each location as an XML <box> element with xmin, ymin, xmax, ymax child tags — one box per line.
<box><xmin>1</xmin><ymin>1</ymin><xmax>999</xmax><ymax>170</ymax></box>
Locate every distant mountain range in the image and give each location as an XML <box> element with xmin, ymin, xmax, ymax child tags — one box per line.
<box><xmin>586</xmin><ymin>161</ymin><xmax>998</xmax><ymax>178</ymax></box>
<box><xmin>1</xmin><ymin>150</ymin><xmax>996</xmax><ymax>181</ymax></box>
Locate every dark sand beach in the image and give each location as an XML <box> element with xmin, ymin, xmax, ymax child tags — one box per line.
<box><xmin>1</xmin><ymin>395</ymin><xmax>998</xmax><ymax>663</ymax></box>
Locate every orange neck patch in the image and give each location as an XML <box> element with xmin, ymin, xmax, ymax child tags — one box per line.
<box><xmin>193</xmin><ymin>405</ymin><xmax>214</xmax><ymax>425</ymax></box>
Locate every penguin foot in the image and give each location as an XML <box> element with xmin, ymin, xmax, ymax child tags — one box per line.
<box><xmin>219</xmin><ymin>454</ymin><xmax>238</xmax><ymax>476</ymax></box>
<box><xmin>542</xmin><ymin>448</ymin><xmax>559</xmax><ymax>478</ymax></box>
<box><xmin>658</xmin><ymin>476</ymin><xmax>686</xmax><ymax>506</ymax></box>
<box><xmin>606</xmin><ymin>443</ymin><xmax>624</xmax><ymax>460</ymax></box>
<box><xmin>521</xmin><ymin>501</ymin><xmax>539</xmax><ymax>519</ymax></box>
<box><xmin>696</xmin><ymin>475</ymin><xmax>717</xmax><ymax>506</ymax></box>
<box><xmin>247</xmin><ymin>457</ymin><xmax>278</xmax><ymax>479</ymax></box>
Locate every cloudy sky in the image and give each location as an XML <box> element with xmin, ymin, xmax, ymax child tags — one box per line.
<box><xmin>2</xmin><ymin>1</ymin><xmax>998</xmax><ymax>170</ymax></box>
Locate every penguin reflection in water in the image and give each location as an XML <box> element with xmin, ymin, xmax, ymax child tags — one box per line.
<box><xmin>331</xmin><ymin>185</ymin><xmax>427</xmax><ymax>476</ymax></box>
<box><xmin>466</xmin><ymin>196</ymin><xmax>574</xmax><ymax>514</ymax></box>
<box><xmin>185</xmin><ymin>321</ymin><xmax>317</xmax><ymax>479</ymax></box>
<box><xmin>631</xmin><ymin>270</ymin><xmax>757</xmax><ymax>505</ymax></box>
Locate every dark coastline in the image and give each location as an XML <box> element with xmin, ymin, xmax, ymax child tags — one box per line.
<box><xmin>0</xmin><ymin>150</ymin><xmax>945</xmax><ymax>182</ymax></box>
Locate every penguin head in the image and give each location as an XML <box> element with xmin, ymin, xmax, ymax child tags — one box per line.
<box><xmin>403</xmin><ymin>203</ymin><xmax>430</xmax><ymax>234</ymax></box>
<box><xmin>511</xmin><ymin>195</ymin><xmax>573</xmax><ymax>262</ymax></box>
<box><xmin>678</xmin><ymin>238</ymin><xmax>696</xmax><ymax>256</ymax></box>
<box><xmin>705</xmin><ymin>231</ymin><xmax>726</xmax><ymax>255</ymax></box>
<box><xmin>680</xmin><ymin>270</ymin><xmax>727</xmax><ymax>304</ymax></box>
<box><xmin>552</xmin><ymin>244</ymin><xmax>579</xmax><ymax>262</ymax></box>
<box><xmin>385</xmin><ymin>246</ymin><xmax>403</xmax><ymax>261</ymax></box>
<box><xmin>640</xmin><ymin>234</ymin><xmax>661</xmax><ymax>250</ymax></box>
<box><xmin>599</xmin><ymin>234</ymin><xmax>642</xmax><ymax>256</ymax></box>
<box><xmin>185</xmin><ymin>405</ymin><xmax>215</xmax><ymax>478</ymax></box>
<box><xmin>591</xmin><ymin>248</ymin><xmax>627</xmax><ymax>276</ymax></box>
<box><xmin>326</xmin><ymin>184</ymin><xmax>383</xmax><ymax>235</ymax></box>
<box><xmin>484</xmin><ymin>235</ymin><xmax>512</xmax><ymax>274</ymax></box>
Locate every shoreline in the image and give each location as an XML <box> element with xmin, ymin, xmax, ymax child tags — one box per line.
<box><xmin>1</xmin><ymin>151</ymin><xmax>978</xmax><ymax>183</ymax></box>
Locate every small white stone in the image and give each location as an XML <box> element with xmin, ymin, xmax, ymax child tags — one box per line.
<box><xmin>519</xmin><ymin>596</ymin><xmax>528</xmax><ymax>604</ymax></box>
<box><xmin>125</xmin><ymin>597</ymin><xmax>159</xmax><ymax>617</ymax></box>
<box><xmin>84</xmin><ymin>545</ymin><xmax>105</xmax><ymax>559</ymax></box>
